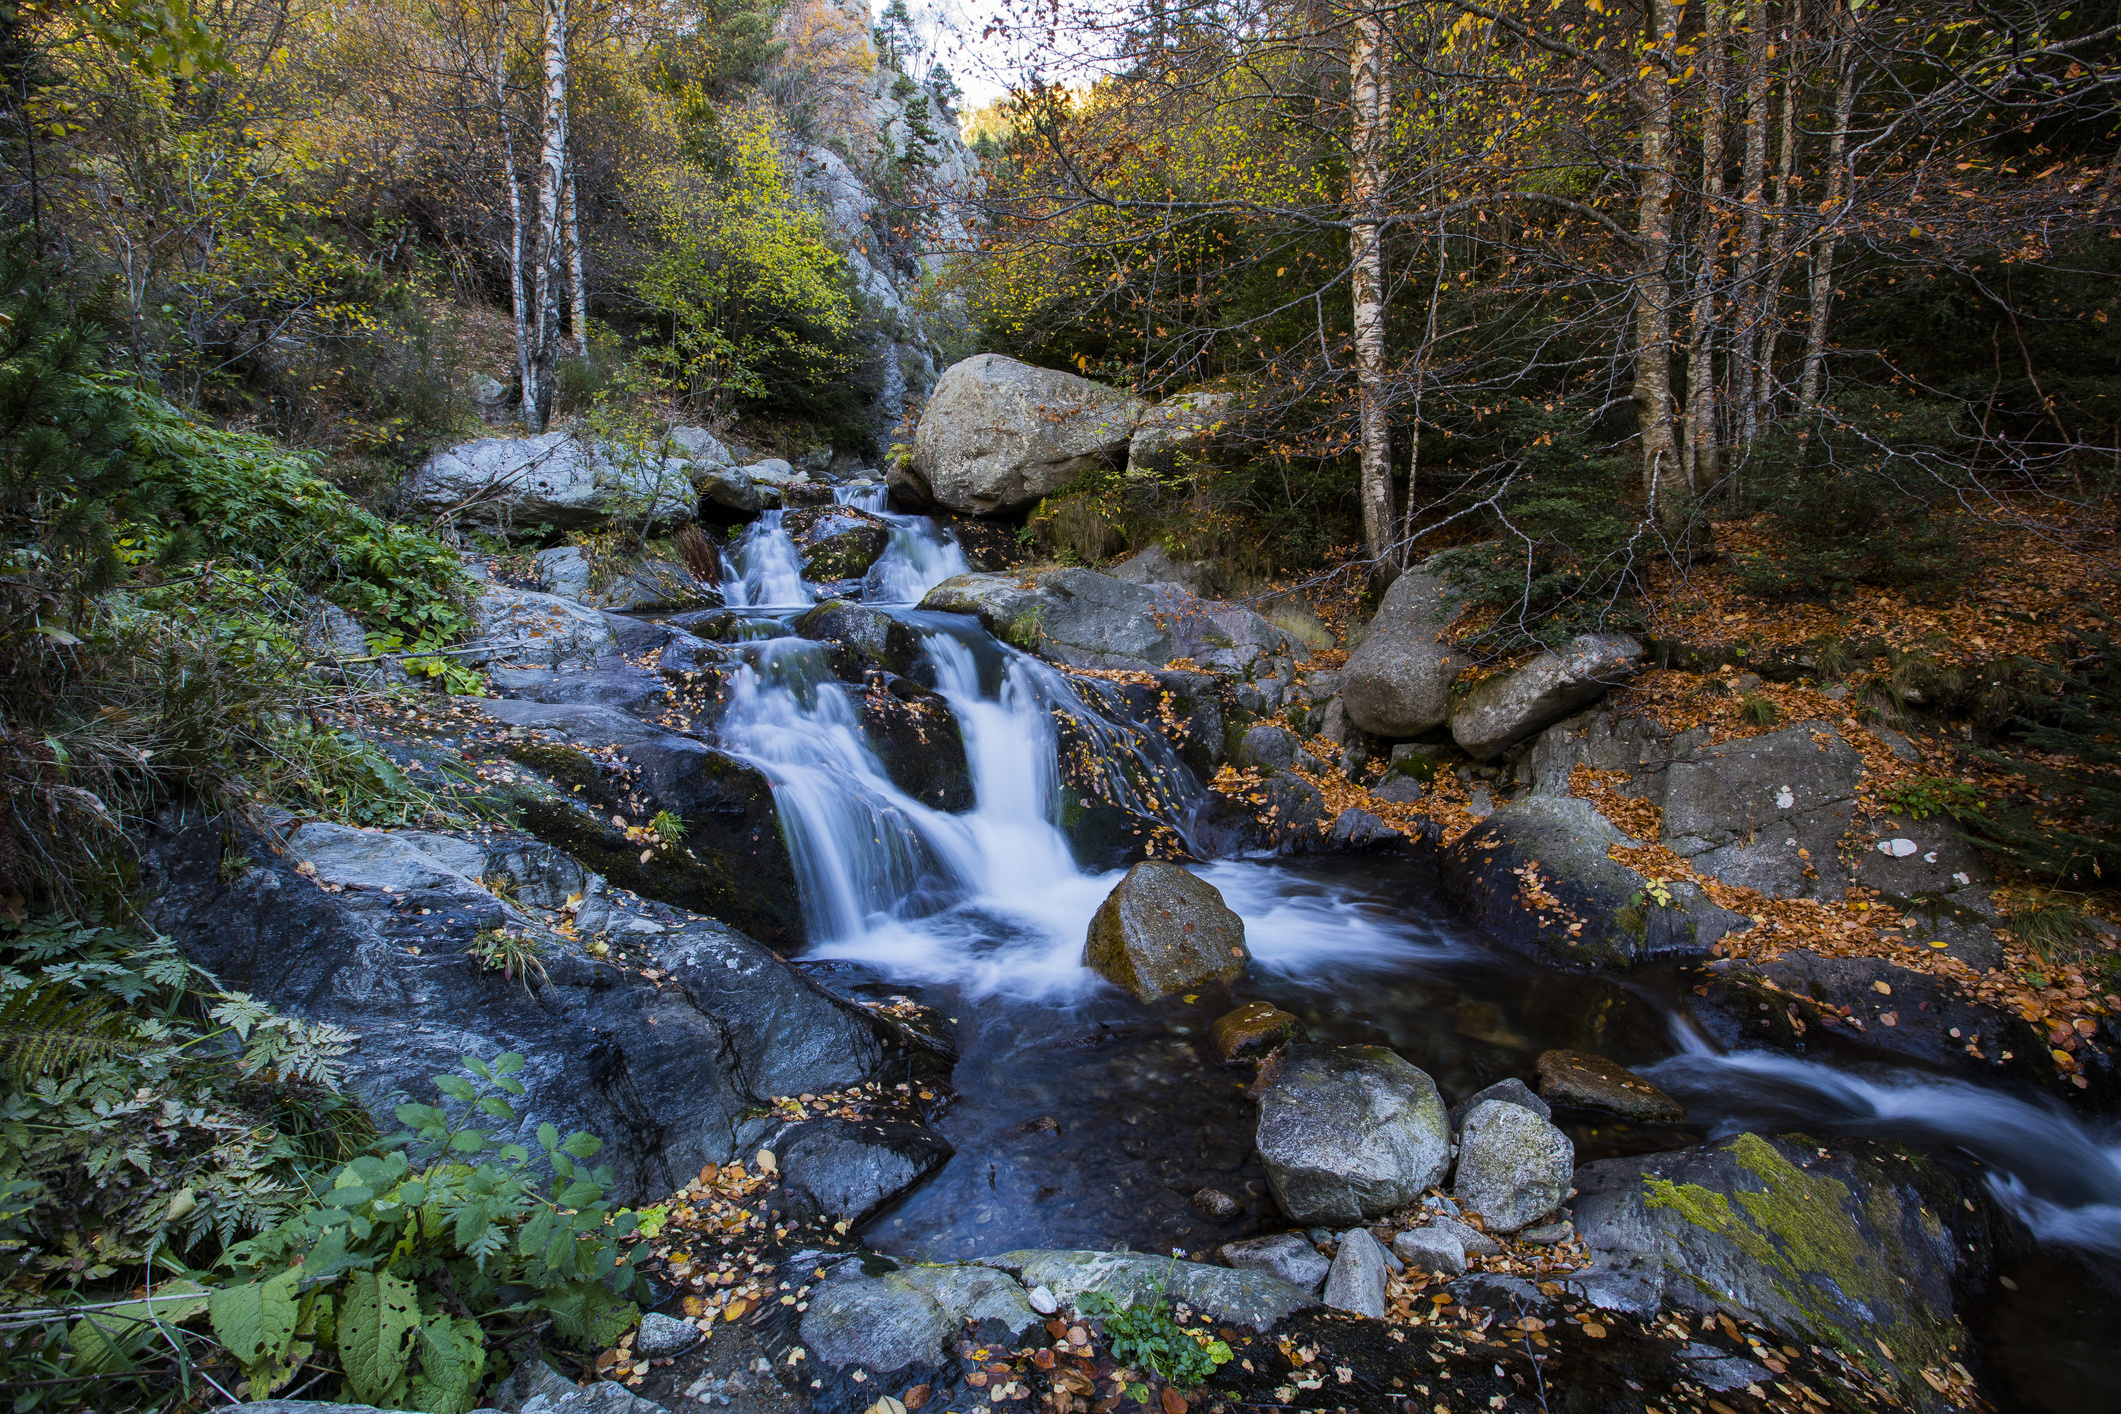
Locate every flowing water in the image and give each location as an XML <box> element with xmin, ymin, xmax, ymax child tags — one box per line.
<box><xmin>699</xmin><ymin>497</ymin><xmax>2120</xmax><ymax>1413</ymax></box>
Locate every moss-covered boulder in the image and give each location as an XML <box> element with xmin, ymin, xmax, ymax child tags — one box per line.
<box><xmin>794</xmin><ymin>598</ymin><xmax>927</xmax><ymax>679</ymax></box>
<box><xmin>1083</xmin><ymin>860</ymin><xmax>1249</xmax><ymax>1001</ymax></box>
<box><xmin>1569</xmin><ymin>1132</ymin><xmax>1992</xmax><ymax>1402</ymax></box>
<box><xmin>784</xmin><ymin>504</ymin><xmax>892</xmax><ymax>582</ymax></box>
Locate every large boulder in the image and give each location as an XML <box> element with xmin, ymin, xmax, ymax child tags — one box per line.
<box><xmin>1535</xmin><ymin>1049</ymin><xmax>1686</xmax><ymax>1122</ymax></box>
<box><xmin>916</xmin><ymin>568</ymin><xmax>1295</xmax><ymax>677</ymax></box>
<box><xmin>1255</xmin><ymin>1045</ymin><xmax>1452</xmax><ymax>1225</ymax></box>
<box><xmin>1107</xmin><ymin>542</ymin><xmax>1227</xmax><ymax>598</ymax></box>
<box><xmin>1339</xmin><ymin>569</ymin><xmax>1465</xmax><ymax>739</ymax></box>
<box><xmin>1450</xmin><ymin>633</ymin><xmax>1645</xmax><ymax>760</ymax></box>
<box><xmin>1567</xmin><ymin>1132</ymin><xmax>1988</xmax><ymax>1386</ymax></box>
<box><xmin>465</xmin><ymin>584</ymin><xmax>621</xmax><ymax>670</ymax></box>
<box><xmin>1083</xmin><ymin>861</ymin><xmax>1249</xmax><ymax>1001</ymax></box>
<box><xmin>137</xmin><ymin>813</ymin><xmax>907</xmax><ymax>1204</ymax></box>
<box><xmin>1451</xmin><ymin>1099</ymin><xmax>1574</xmax><ymax>1233</ymax></box>
<box><xmin>911</xmin><ymin>354</ymin><xmax>1144</xmax><ymax>514</ymax></box>
<box><xmin>533</xmin><ymin>547</ymin><xmax>717</xmax><ymax>612</ymax></box>
<box><xmin>405</xmin><ymin>431</ymin><xmax>697</xmax><ymax>530</ymax></box>
<box><xmin>1441</xmin><ymin>795</ymin><xmax>1749</xmax><ymax>968</ymax></box>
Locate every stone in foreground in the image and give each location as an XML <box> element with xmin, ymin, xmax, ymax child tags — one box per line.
<box><xmin>1219</xmin><ymin>1231</ymin><xmax>1331</xmax><ymax>1293</ymax></box>
<box><xmin>1392</xmin><ymin>1226</ymin><xmax>1468</xmax><ymax>1277</ymax></box>
<box><xmin>1208</xmin><ymin>1000</ymin><xmax>1304</xmax><ymax>1065</ymax></box>
<box><xmin>1083</xmin><ymin>861</ymin><xmax>1250</xmax><ymax>1001</ymax></box>
<box><xmin>991</xmin><ymin>1249</ymin><xmax>1316</xmax><ymax>1332</ymax></box>
<box><xmin>1321</xmin><ymin>1227</ymin><xmax>1391</xmax><ymax>1318</ymax></box>
<box><xmin>1255</xmin><ymin>1044</ymin><xmax>1452</xmax><ymax>1225</ymax></box>
<box><xmin>1535</xmin><ymin>1048</ymin><xmax>1686</xmax><ymax>1123</ymax></box>
<box><xmin>1453</xmin><ymin>1098</ymin><xmax>1575</xmax><ymax>1233</ymax></box>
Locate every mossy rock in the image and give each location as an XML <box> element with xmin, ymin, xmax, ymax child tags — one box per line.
<box><xmin>1572</xmin><ymin>1132</ymin><xmax>1992</xmax><ymax>1401</ymax></box>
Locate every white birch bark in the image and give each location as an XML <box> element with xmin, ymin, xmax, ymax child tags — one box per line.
<box><xmin>496</xmin><ymin>33</ymin><xmax>532</xmax><ymax>420</ymax></box>
<box><xmin>1683</xmin><ymin>0</ymin><xmax>1728</xmax><ymax>497</ymax></box>
<box><xmin>525</xmin><ymin>0</ymin><xmax>569</xmax><ymax>432</ymax></box>
<box><xmin>1735</xmin><ymin>3</ymin><xmax>1769</xmax><ymax>450</ymax></box>
<box><xmin>1799</xmin><ymin>22</ymin><xmax>1859</xmax><ymax>416</ymax></box>
<box><xmin>565</xmin><ymin>163</ymin><xmax>587</xmax><ymax>346</ymax></box>
<box><xmin>1349</xmin><ymin>2</ymin><xmax>1394</xmax><ymax>569</ymax></box>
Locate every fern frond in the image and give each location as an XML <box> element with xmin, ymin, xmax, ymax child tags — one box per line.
<box><xmin>0</xmin><ymin>984</ymin><xmax>131</xmax><ymax>1082</ymax></box>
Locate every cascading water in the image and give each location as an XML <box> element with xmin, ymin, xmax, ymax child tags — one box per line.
<box><xmin>718</xmin><ymin>509</ymin><xmax>814</xmax><ymax>609</ymax></box>
<box><xmin>691</xmin><ymin>492</ymin><xmax>2118</xmax><ymax>1410</ymax></box>
<box><xmin>837</xmin><ymin>484</ymin><xmax>970</xmax><ymax>606</ymax></box>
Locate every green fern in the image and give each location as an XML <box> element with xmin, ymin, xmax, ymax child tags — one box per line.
<box><xmin>0</xmin><ymin>985</ymin><xmax>132</xmax><ymax>1082</ymax></box>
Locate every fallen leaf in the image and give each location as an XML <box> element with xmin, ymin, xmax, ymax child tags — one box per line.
<box><xmin>723</xmin><ymin>1299</ymin><xmax>749</xmax><ymax>1322</ymax></box>
<box><xmin>1162</xmin><ymin>1388</ymin><xmax>1188</xmax><ymax>1414</ymax></box>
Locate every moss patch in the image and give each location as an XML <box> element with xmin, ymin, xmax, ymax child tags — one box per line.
<box><xmin>1645</xmin><ymin>1133</ymin><xmax>1962</xmax><ymax>1384</ymax></box>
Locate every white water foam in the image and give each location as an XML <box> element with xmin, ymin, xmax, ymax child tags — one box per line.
<box><xmin>719</xmin><ymin>509</ymin><xmax>815</xmax><ymax>609</ymax></box>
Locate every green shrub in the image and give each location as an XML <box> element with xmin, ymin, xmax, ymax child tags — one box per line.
<box><xmin>209</xmin><ymin>1052</ymin><xmax>643</xmax><ymax>1408</ymax></box>
<box><xmin>1080</xmin><ymin>1286</ymin><xmax>1232</xmax><ymax>1393</ymax></box>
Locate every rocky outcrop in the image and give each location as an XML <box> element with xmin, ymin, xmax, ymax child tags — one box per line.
<box><xmin>987</xmin><ymin>1250</ymin><xmax>1315</xmax><ymax>1332</ymax></box>
<box><xmin>1106</xmin><ymin>543</ymin><xmax>1227</xmax><ymax>598</ymax></box>
<box><xmin>137</xmin><ymin>812</ymin><xmax>912</xmax><ymax>1204</ymax></box>
<box><xmin>910</xmin><ymin>356</ymin><xmax>1144</xmax><ymax>515</ymax></box>
<box><xmin>1566</xmin><ymin>1132</ymin><xmax>1989</xmax><ymax>1392</ymax></box>
<box><xmin>533</xmin><ymin>547</ymin><xmax>717</xmax><ymax>612</ymax></box>
<box><xmin>918</xmin><ymin>568</ymin><xmax>1296</xmax><ymax>679</ymax></box>
<box><xmin>1338</xmin><ymin>568</ymin><xmax>1465</xmax><ymax>739</ymax></box>
<box><xmin>465</xmin><ymin>583</ymin><xmax>622</xmax><ymax>670</ymax></box>
<box><xmin>1451</xmin><ymin>1099</ymin><xmax>1574</xmax><ymax>1232</ymax></box>
<box><xmin>1450</xmin><ymin>633</ymin><xmax>1645</xmax><ymax>760</ymax></box>
<box><xmin>405</xmin><ymin>432</ymin><xmax>697</xmax><ymax>531</ymax></box>
<box><xmin>1442</xmin><ymin>795</ymin><xmax>1750</xmax><ymax>968</ymax></box>
<box><xmin>1083</xmin><ymin>861</ymin><xmax>1250</xmax><ymax>1001</ymax></box>
<box><xmin>1255</xmin><ymin>1045</ymin><xmax>1452</xmax><ymax>1225</ymax></box>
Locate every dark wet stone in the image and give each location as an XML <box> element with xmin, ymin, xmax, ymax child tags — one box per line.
<box><xmin>1208</xmin><ymin>1001</ymin><xmax>1305</xmax><ymax>1065</ymax></box>
<box><xmin>1083</xmin><ymin>861</ymin><xmax>1249</xmax><ymax>1001</ymax></box>
<box><xmin>1535</xmin><ymin>1049</ymin><xmax>1687</xmax><ymax>1123</ymax></box>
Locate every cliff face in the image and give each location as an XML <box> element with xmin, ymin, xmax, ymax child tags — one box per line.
<box><xmin>770</xmin><ymin>0</ymin><xmax>982</xmax><ymax>438</ymax></box>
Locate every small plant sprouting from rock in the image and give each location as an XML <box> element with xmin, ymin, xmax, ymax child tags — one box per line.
<box><xmin>1079</xmin><ymin>1287</ymin><xmax>1233</xmax><ymax>1395</ymax></box>
<box><xmin>1738</xmin><ymin>693</ymin><xmax>1781</xmax><ymax>727</ymax></box>
<box><xmin>466</xmin><ymin>927</ymin><xmax>551</xmax><ymax>988</ymax></box>
<box><xmin>650</xmin><ymin>809</ymin><xmax>687</xmax><ymax>843</ymax></box>
<box><xmin>1883</xmin><ymin>774</ymin><xmax>1981</xmax><ymax>822</ymax></box>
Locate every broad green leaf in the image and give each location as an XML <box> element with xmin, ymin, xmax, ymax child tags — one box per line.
<box><xmin>408</xmin><ymin>1313</ymin><xmax>486</xmax><ymax>1414</ymax></box>
<box><xmin>207</xmin><ymin>1270</ymin><xmax>298</xmax><ymax>1369</ymax></box>
<box><xmin>558</xmin><ymin>1132</ymin><xmax>601</xmax><ymax>1160</ymax></box>
<box><xmin>536</xmin><ymin>1122</ymin><xmax>560</xmax><ymax>1152</ymax></box>
<box><xmin>338</xmin><ymin>1269</ymin><xmax>419</xmax><ymax>1407</ymax></box>
<box><xmin>434</xmin><ymin>1076</ymin><xmax>476</xmax><ymax>1103</ymax></box>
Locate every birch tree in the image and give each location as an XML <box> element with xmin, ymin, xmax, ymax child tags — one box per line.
<box><xmin>1632</xmin><ymin>0</ymin><xmax>1686</xmax><ymax>533</ymax></box>
<box><xmin>524</xmin><ymin>0</ymin><xmax>570</xmax><ymax>431</ymax></box>
<box><xmin>1349</xmin><ymin>0</ymin><xmax>1394</xmax><ymax>570</ymax></box>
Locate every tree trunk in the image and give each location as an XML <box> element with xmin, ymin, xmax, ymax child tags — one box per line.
<box><xmin>1349</xmin><ymin>2</ymin><xmax>1395</xmax><ymax>570</ymax></box>
<box><xmin>565</xmin><ymin>162</ymin><xmax>587</xmax><ymax>346</ymax></box>
<box><xmin>1798</xmin><ymin>26</ymin><xmax>1858</xmax><ymax>416</ymax></box>
<box><xmin>525</xmin><ymin>0</ymin><xmax>569</xmax><ymax>433</ymax></box>
<box><xmin>1633</xmin><ymin>0</ymin><xmax>1687</xmax><ymax>534</ymax></box>
<box><xmin>1684</xmin><ymin>0</ymin><xmax>1728</xmax><ymax>496</ymax></box>
<box><xmin>1754</xmin><ymin>0</ymin><xmax>1802</xmax><ymax>428</ymax></box>
<box><xmin>1734</xmin><ymin>1</ymin><xmax>1769</xmax><ymax>452</ymax></box>
<box><xmin>497</xmin><ymin>37</ymin><xmax>533</xmax><ymax>421</ymax></box>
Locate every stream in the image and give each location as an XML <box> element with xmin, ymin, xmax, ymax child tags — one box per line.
<box><xmin>694</xmin><ymin>488</ymin><xmax>2120</xmax><ymax>1413</ymax></box>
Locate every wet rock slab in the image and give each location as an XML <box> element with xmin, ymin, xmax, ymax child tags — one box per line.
<box><xmin>1535</xmin><ymin>1048</ymin><xmax>1686</xmax><ymax>1122</ymax></box>
<box><xmin>985</xmin><ymin>1249</ymin><xmax>1316</xmax><ymax>1332</ymax></box>
<box><xmin>1254</xmin><ymin>1044</ymin><xmax>1451</xmax><ymax>1225</ymax></box>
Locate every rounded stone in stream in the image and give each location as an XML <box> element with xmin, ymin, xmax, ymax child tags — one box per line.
<box><xmin>634</xmin><ymin>1310</ymin><xmax>703</xmax><ymax>1357</ymax></box>
<box><xmin>1208</xmin><ymin>1001</ymin><xmax>1305</xmax><ymax>1066</ymax></box>
<box><xmin>1191</xmin><ymin>1187</ymin><xmax>1241</xmax><ymax>1219</ymax></box>
<box><xmin>1255</xmin><ymin>1044</ymin><xmax>1451</xmax><ymax>1225</ymax></box>
<box><xmin>769</xmin><ymin>1117</ymin><xmax>953</xmax><ymax>1226</ymax></box>
<box><xmin>1218</xmin><ymin>1232</ymin><xmax>1330</xmax><ymax>1294</ymax></box>
<box><xmin>1082</xmin><ymin>861</ymin><xmax>1249</xmax><ymax>1002</ymax></box>
<box><xmin>1321</xmin><ymin>1228</ymin><xmax>1390</xmax><ymax>1318</ymax></box>
<box><xmin>1451</xmin><ymin>1098</ymin><xmax>1575</xmax><ymax>1234</ymax></box>
<box><xmin>1534</xmin><ymin>1048</ymin><xmax>1687</xmax><ymax>1122</ymax></box>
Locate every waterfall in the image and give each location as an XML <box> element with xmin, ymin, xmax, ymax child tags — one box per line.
<box><xmin>707</xmin><ymin>612</ymin><xmax>1200</xmax><ymax>996</ymax></box>
<box><xmin>719</xmin><ymin>509</ymin><xmax>814</xmax><ymax>609</ymax></box>
<box><xmin>837</xmin><ymin>485</ymin><xmax>970</xmax><ymax>606</ymax></box>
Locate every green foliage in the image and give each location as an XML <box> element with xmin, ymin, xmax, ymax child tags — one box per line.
<box><xmin>465</xmin><ymin>927</ymin><xmax>550</xmax><ymax>989</ymax></box>
<box><xmin>214</xmin><ymin>1052</ymin><xmax>643</xmax><ymax>1410</ymax></box>
<box><xmin>1882</xmin><ymin>774</ymin><xmax>1982</xmax><ymax>822</ymax></box>
<box><xmin>0</xmin><ymin>913</ymin><xmax>367</xmax><ymax>1300</ymax></box>
<box><xmin>2003</xmin><ymin>894</ymin><xmax>2103</xmax><ymax>967</ymax></box>
<box><xmin>1738</xmin><ymin>694</ymin><xmax>1781</xmax><ymax>728</ymax></box>
<box><xmin>1080</xmin><ymin>1287</ymin><xmax>1233</xmax><ymax>1390</ymax></box>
